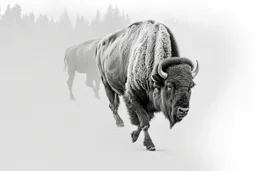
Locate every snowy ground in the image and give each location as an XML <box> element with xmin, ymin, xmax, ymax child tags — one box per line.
<box><xmin>0</xmin><ymin>18</ymin><xmax>251</xmax><ymax>170</ymax></box>
<box><xmin>1</xmin><ymin>3</ymin><xmax>255</xmax><ymax>170</ymax></box>
<box><xmin>0</xmin><ymin>56</ymin><xmax>233</xmax><ymax>171</ymax></box>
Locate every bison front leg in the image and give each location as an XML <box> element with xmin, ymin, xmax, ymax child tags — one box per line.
<box><xmin>131</xmin><ymin>126</ymin><xmax>141</xmax><ymax>143</ymax></box>
<box><xmin>124</xmin><ymin>94</ymin><xmax>155</xmax><ymax>151</ymax></box>
<box><xmin>137</xmin><ymin>113</ymin><xmax>155</xmax><ymax>151</ymax></box>
<box><xmin>142</xmin><ymin>125</ymin><xmax>155</xmax><ymax>151</ymax></box>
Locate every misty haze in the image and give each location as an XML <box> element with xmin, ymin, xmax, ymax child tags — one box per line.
<box><xmin>0</xmin><ymin>2</ymin><xmax>247</xmax><ymax>171</ymax></box>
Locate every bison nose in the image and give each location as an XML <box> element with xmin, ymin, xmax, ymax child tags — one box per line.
<box><xmin>177</xmin><ymin>107</ymin><xmax>189</xmax><ymax>118</ymax></box>
<box><xmin>178</xmin><ymin>107</ymin><xmax>189</xmax><ymax>113</ymax></box>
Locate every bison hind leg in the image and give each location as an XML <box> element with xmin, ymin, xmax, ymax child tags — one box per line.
<box><xmin>93</xmin><ymin>80</ymin><xmax>100</xmax><ymax>100</ymax></box>
<box><xmin>67</xmin><ymin>69</ymin><xmax>76</xmax><ymax>100</ymax></box>
<box><xmin>103</xmin><ymin>81</ymin><xmax>124</xmax><ymax>127</ymax></box>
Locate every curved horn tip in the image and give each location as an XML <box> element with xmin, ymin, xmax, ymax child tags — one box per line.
<box><xmin>192</xmin><ymin>60</ymin><xmax>199</xmax><ymax>78</ymax></box>
<box><xmin>195</xmin><ymin>60</ymin><xmax>199</xmax><ymax>69</ymax></box>
<box><xmin>158</xmin><ymin>61</ymin><xmax>168</xmax><ymax>79</ymax></box>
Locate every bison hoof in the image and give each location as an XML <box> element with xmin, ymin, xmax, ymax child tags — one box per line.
<box><xmin>70</xmin><ymin>96</ymin><xmax>75</xmax><ymax>100</ymax></box>
<box><xmin>115</xmin><ymin>116</ymin><xmax>124</xmax><ymax>127</ymax></box>
<box><xmin>116</xmin><ymin>121</ymin><xmax>124</xmax><ymax>127</ymax></box>
<box><xmin>146</xmin><ymin>146</ymin><xmax>156</xmax><ymax>151</ymax></box>
<box><xmin>143</xmin><ymin>140</ymin><xmax>155</xmax><ymax>151</ymax></box>
<box><xmin>131</xmin><ymin>131</ymin><xmax>140</xmax><ymax>143</ymax></box>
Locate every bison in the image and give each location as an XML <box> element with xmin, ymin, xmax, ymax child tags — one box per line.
<box><xmin>64</xmin><ymin>39</ymin><xmax>101</xmax><ymax>100</ymax></box>
<box><xmin>95</xmin><ymin>20</ymin><xmax>199</xmax><ymax>151</ymax></box>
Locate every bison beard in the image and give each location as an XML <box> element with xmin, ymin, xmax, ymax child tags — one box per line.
<box><xmin>96</xmin><ymin>20</ymin><xmax>199</xmax><ymax>151</ymax></box>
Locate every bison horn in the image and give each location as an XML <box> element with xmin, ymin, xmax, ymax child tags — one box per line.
<box><xmin>192</xmin><ymin>60</ymin><xmax>199</xmax><ymax>78</ymax></box>
<box><xmin>158</xmin><ymin>60</ymin><xmax>168</xmax><ymax>79</ymax></box>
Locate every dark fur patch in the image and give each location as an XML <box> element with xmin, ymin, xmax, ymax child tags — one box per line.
<box><xmin>108</xmin><ymin>33</ymin><xmax>118</xmax><ymax>44</ymax></box>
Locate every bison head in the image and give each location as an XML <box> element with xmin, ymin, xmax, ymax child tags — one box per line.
<box><xmin>151</xmin><ymin>57</ymin><xmax>199</xmax><ymax>128</ymax></box>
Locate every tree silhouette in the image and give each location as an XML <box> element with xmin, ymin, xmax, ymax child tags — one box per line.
<box><xmin>36</xmin><ymin>14</ymin><xmax>49</xmax><ymax>28</ymax></box>
<box><xmin>0</xmin><ymin>7</ymin><xmax>1</xmax><ymax>36</ymax></box>
<box><xmin>74</xmin><ymin>15</ymin><xmax>90</xmax><ymax>42</ymax></box>
<box><xmin>1</xmin><ymin>5</ymin><xmax>12</xmax><ymax>25</ymax></box>
<box><xmin>113</xmin><ymin>5</ymin><xmax>121</xmax><ymax>28</ymax></box>
<box><xmin>101</xmin><ymin>4</ymin><xmax>115</xmax><ymax>35</ymax></box>
<box><xmin>0</xmin><ymin>6</ymin><xmax>2</xmax><ymax>20</ymax></box>
<box><xmin>57</xmin><ymin>8</ymin><xmax>74</xmax><ymax>52</ymax></box>
<box><xmin>22</xmin><ymin>12</ymin><xmax>35</xmax><ymax>27</ymax></box>
<box><xmin>59</xmin><ymin>8</ymin><xmax>73</xmax><ymax>32</ymax></box>
<box><xmin>90</xmin><ymin>10</ymin><xmax>102</xmax><ymax>38</ymax></box>
<box><xmin>125</xmin><ymin>13</ymin><xmax>131</xmax><ymax>25</ymax></box>
<box><xmin>12</xmin><ymin>4</ymin><xmax>22</xmax><ymax>25</ymax></box>
<box><xmin>0</xmin><ymin>4</ymin><xmax>131</xmax><ymax>61</ymax></box>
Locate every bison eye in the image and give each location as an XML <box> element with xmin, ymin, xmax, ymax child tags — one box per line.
<box><xmin>166</xmin><ymin>82</ymin><xmax>175</xmax><ymax>91</ymax></box>
<box><xmin>166</xmin><ymin>82</ymin><xmax>173</xmax><ymax>90</ymax></box>
<box><xmin>167</xmin><ymin>85</ymin><xmax>172</xmax><ymax>91</ymax></box>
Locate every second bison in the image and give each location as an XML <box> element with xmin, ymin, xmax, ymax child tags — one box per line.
<box><xmin>64</xmin><ymin>39</ymin><xmax>101</xmax><ymax>100</ymax></box>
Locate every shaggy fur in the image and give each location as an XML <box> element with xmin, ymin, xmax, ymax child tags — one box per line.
<box><xmin>96</xmin><ymin>20</ymin><xmax>198</xmax><ymax>150</ymax></box>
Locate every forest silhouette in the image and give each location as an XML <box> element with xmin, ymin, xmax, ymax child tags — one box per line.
<box><xmin>0</xmin><ymin>3</ymin><xmax>234</xmax><ymax>117</ymax></box>
<box><xmin>0</xmin><ymin>4</ymin><xmax>131</xmax><ymax>62</ymax></box>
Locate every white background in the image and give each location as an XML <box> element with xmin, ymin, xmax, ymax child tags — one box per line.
<box><xmin>0</xmin><ymin>0</ymin><xmax>255</xmax><ymax>171</ymax></box>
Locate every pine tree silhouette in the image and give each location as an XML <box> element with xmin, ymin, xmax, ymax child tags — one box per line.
<box><xmin>0</xmin><ymin>4</ymin><xmax>131</xmax><ymax>61</ymax></box>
